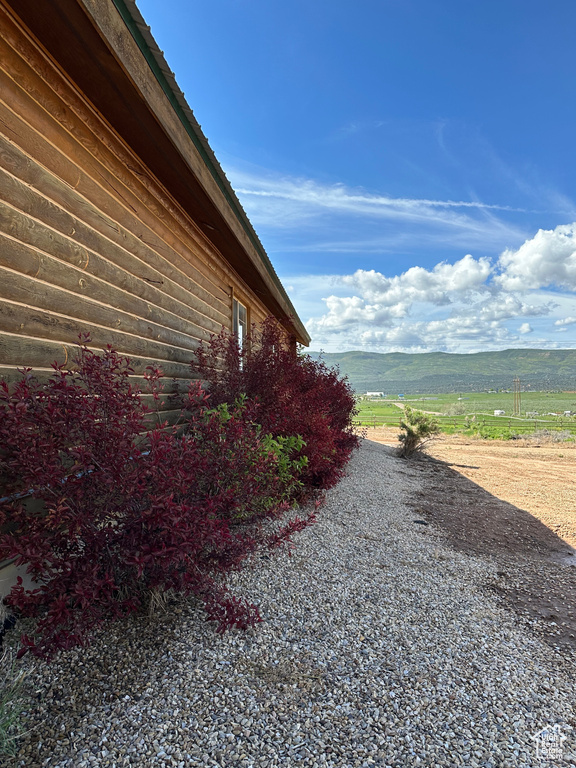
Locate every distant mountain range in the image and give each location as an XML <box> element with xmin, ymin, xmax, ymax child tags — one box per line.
<box><xmin>308</xmin><ymin>349</ymin><xmax>576</xmax><ymax>393</ymax></box>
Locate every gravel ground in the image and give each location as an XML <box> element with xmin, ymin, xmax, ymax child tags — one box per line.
<box><xmin>6</xmin><ymin>439</ymin><xmax>576</xmax><ymax>767</ymax></box>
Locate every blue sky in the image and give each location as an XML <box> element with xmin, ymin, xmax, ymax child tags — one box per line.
<box><xmin>136</xmin><ymin>0</ymin><xmax>576</xmax><ymax>353</ymax></box>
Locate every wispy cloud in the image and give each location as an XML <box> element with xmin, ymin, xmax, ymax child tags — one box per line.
<box><xmin>231</xmin><ymin>169</ymin><xmax>525</xmax><ymax>219</ymax></box>
<box><xmin>467</xmin><ymin>138</ymin><xmax>576</xmax><ymax>217</ymax></box>
<box><xmin>327</xmin><ymin>119</ymin><xmax>388</xmax><ymax>141</ymax></box>
<box><xmin>226</xmin><ymin>166</ymin><xmax>531</xmax><ymax>255</ymax></box>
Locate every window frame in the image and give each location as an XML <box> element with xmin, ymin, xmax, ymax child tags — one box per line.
<box><xmin>232</xmin><ymin>297</ymin><xmax>248</xmax><ymax>350</ymax></box>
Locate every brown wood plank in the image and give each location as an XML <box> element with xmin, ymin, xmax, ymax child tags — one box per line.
<box><xmin>0</xmin><ymin>261</ymin><xmax>210</xmax><ymax>354</ymax></box>
<box><xmin>0</xmin><ymin>224</ymin><xmax>218</xmax><ymax>343</ymax></box>
<box><xmin>0</xmin><ymin>15</ymin><xmax>277</xmax><ymax>336</ymax></box>
<box><xmin>0</xmin><ymin>8</ymin><xmax>281</xmax><ymax>393</ymax></box>
<box><xmin>0</xmin><ymin>49</ymin><xmax>235</xmax><ymax>308</ymax></box>
<box><xmin>0</xmin><ymin>146</ymin><xmax>228</xmax><ymax>328</ymax></box>
<box><xmin>139</xmin><ymin>391</ymin><xmax>186</xmax><ymax>409</ymax></box>
<box><xmin>0</xmin><ymin>365</ymin><xmax>193</xmax><ymax>396</ymax></box>
<box><xmin>0</xmin><ymin>368</ymin><xmax>180</xmax><ymax>415</ymax></box>
<box><xmin>142</xmin><ymin>409</ymin><xmax>185</xmax><ymax>429</ymax></box>
<box><xmin>0</xmin><ymin>174</ymin><xmax>225</xmax><ymax>335</ymax></box>
<box><xmin>0</xmin><ymin>300</ymin><xmax>199</xmax><ymax>367</ymax></box>
<box><xmin>0</xmin><ymin>94</ymin><xmax>234</xmax><ymax>315</ymax></box>
<box><xmin>0</xmin><ymin>3</ymin><xmax>241</xmax><ymax>293</ymax></box>
<box><xmin>0</xmin><ymin>332</ymin><xmax>192</xmax><ymax>378</ymax></box>
<box><xmin>0</xmin><ymin>1</ymin><xmax>309</xmax><ymax>344</ymax></box>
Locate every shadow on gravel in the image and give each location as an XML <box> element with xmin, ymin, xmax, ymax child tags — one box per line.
<box><xmin>373</xmin><ymin>441</ymin><xmax>576</xmax><ymax>656</ymax></box>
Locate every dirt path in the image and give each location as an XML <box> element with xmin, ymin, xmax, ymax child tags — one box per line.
<box><xmin>365</xmin><ymin>427</ymin><xmax>576</xmax><ymax>655</ymax></box>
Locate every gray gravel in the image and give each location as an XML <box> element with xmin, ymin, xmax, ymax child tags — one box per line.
<box><xmin>7</xmin><ymin>439</ymin><xmax>576</xmax><ymax>767</ymax></box>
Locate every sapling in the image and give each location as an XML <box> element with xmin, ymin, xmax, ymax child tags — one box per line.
<box><xmin>398</xmin><ymin>405</ymin><xmax>441</xmax><ymax>458</ymax></box>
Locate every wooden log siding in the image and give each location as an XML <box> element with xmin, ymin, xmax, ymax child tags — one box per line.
<box><xmin>0</xmin><ymin>5</ymin><xmax>269</xmax><ymax>403</ymax></box>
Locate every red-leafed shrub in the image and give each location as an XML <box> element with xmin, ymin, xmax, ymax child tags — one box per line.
<box><xmin>193</xmin><ymin>317</ymin><xmax>360</xmax><ymax>496</ymax></box>
<box><xmin>0</xmin><ymin>343</ymin><xmax>315</xmax><ymax>659</ymax></box>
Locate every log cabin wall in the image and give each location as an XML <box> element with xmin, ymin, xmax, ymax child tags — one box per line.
<box><xmin>0</xmin><ymin>0</ymin><xmax>309</xmax><ymax>593</ymax></box>
<box><xmin>0</xmin><ymin>3</ymin><xmax>269</xmax><ymax>409</ymax></box>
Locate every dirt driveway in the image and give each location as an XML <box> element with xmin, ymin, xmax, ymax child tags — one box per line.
<box><xmin>365</xmin><ymin>427</ymin><xmax>576</xmax><ymax>655</ymax></box>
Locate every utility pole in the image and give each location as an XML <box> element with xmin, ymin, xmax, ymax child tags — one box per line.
<box><xmin>513</xmin><ymin>376</ymin><xmax>521</xmax><ymax>416</ymax></box>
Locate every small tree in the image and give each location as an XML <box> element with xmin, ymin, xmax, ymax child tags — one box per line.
<box><xmin>445</xmin><ymin>402</ymin><xmax>467</xmax><ymax>416</ymax></box>
<box><xmin>397</xmin><ymin>405</ymin><xmax>440</xmax><ymax>458</ymax></box>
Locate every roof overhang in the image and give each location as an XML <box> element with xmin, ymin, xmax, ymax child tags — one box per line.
<box><xmin>3</xmin><ymin>0</ymin><xmax>310</xmax><ymax>345</ymax></box>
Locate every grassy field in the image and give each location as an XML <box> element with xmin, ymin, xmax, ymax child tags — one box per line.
<box><xmin>356</xmin><ymin>391</ymin><xmax>576</xmax><ymax>439</ymax></box>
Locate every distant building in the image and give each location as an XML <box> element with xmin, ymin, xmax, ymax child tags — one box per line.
<box><xmin>366</xmin><ymin>392</ymin><xmax>385</xmax><ymax>398</ymax></box>
<box><xmin>398</xmin><ymin>394</ymin><xmax>405</xmax><ymax>399</ymax></box>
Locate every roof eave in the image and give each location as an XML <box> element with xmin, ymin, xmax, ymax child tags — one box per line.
<box><xmin>110</xmin><ymin>0</ymin><xmax>311</xmax><ymax>346</ymax></box>
<box><xmin>2</xmin><ymin>0</ymin><xmax>310</xmax><ymax>345</ymax></box>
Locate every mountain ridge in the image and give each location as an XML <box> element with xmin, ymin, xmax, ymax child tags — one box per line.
<box><xmin>307</xmin><ymin>348</ymin><xmax>576</xmax><ymax>393</ymax></box>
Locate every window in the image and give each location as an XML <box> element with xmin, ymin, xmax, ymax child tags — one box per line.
<box><xmin>233</xmin><ymin>298</ymin><xmax>248</xmax><ymax>348</ymax></box>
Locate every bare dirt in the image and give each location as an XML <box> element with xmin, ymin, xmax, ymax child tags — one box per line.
<box><xmin>365</xmin><ymin>427</ymin><xmax>576</xmax><ymax>655</ymax></box>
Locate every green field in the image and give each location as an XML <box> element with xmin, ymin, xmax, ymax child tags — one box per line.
<box><xmin>356</xmin><ymin>391</ymin><xmax>576</xmax><ymax>439</ymax></box>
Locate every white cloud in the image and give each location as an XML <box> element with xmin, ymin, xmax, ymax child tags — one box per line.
<box><xmin>302</xmin><ymin>227</ymin><xmax>576</xmax><ymax>352</ymax></box>
<box><xmin>554</xmin><ymin>316</ymin><xmax>576</xmax><ymax>327</ymax></box>
<box><xmin>308</xmin><ymin>309</ymin><xmax>555</xmax><ymax>354</ymax></box>
<box><xmin>306</xmin><ymin>256</ymin><xmax>530</xmax><ymax>339</ymax></box>
<box><xmin>496</xmin><ymin>223</ymin><xmax>576</xmax><ymax>291</ymax></box>
<box><xmin>341</xmin><ymin>254</ymin><xmax>492</xmax><ymax>307</ymax></box>
<box><xmin>309</xmin><ymin>294</ymin><xmax>406</xmax><ymax>331</ymax></box>
<box><xmin>306</xmin><ymin>256</ymin><xmax>498</xmax><ymax>339</ymax></box>
<box><xmin>232</xmin><ymin>171</ymin><xmax>521</xmax><ymax>217</ymax></box>
<box><xmin>478</xmin><ymin>295</ymin><xmax>553</xmax><ymax>322</ymax></box>
<box><xmin>343</xmin><ymin>315</ymin><xmax>525</xmax><ymax>353</ymax></box>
